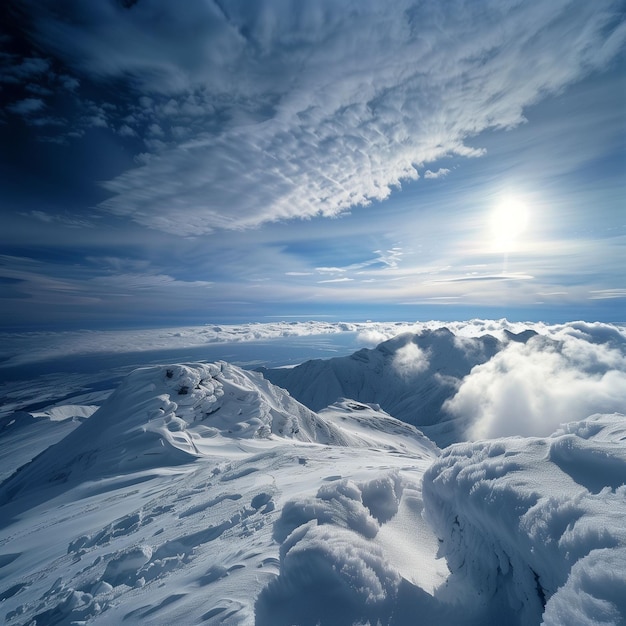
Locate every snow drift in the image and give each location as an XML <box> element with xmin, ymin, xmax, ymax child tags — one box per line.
<box><xmin>423</xmin><ymin>412</ymin><xmax>626</xmax><ymax>625</ymax></box>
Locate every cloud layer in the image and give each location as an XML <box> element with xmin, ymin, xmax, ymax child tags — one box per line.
<box><xmin>445</xmin><ymin>322</ymin><xmax>626</xmax><ymax>439</ymax></box>
<box><xmin>19</xmin><ymin>0</ymin><xmax>626</xmax><ymax>235</ymax></box>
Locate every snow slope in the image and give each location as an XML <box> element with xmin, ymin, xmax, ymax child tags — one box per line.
<box><xmin>0</xmin><ymin>362</ymin><xmax>348</xmax><ymax>513</ymax></box>
<box><xmin>0</xmin><ymin>361</ymin><xmax>443</xmax><ymax>625</ymax></box>
<box><xmin>0</xmin><ymin>409</ymin><xmax>89</xmax><ymax>484</ymax></box>
<box><xmin>1</xmin><ymin>321</ymin><xmax>625</xmax><ymax>625</ymax></box>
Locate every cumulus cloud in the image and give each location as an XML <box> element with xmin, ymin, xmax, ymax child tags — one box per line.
<box><xmin>391</xmin><ymin>341</ymin><xmax>430</xmax><ymax>378</ymax></box>
<box><xmin>446</xmin><ymin>329</ymin><xmax>626</xmax><ymax>440</ymax></box>
<box><xmin>357</xmin><ymin>329</ymin><xmax>396</xmax><ymax>346</ymax></box>
<box><xmin>59</xmin><ymin>74</ymin><xmax>79</xmax><ymax>91</ymax></box>
<box><xmin>19</xmin><ymin>0</ymin><xmax>625</xmax><ymax>235</ymax></box>
<box><xmin>0</xmin><ymin>57</ymin><xmax>50</xmax><ymax>84</ymax></box>
<box><xmin>424</xmin><ymin>168</ymin><xmax>450</xmax><ymax>179</ymax></box>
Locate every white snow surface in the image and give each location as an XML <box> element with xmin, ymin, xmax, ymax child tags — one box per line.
<box><xmin>0</xmin><ymin>362</ymin><xmax>442</xmax><ymax>625</ymax></box>
<box><xmin>423</xmin><ymin>413</ymin><xmax>626</xmax><ymax>626</ymax></box>
<box><xmin>1</xmin><ymin>320</ymin><xmax>625</xmax><ymax>625</ymax></box>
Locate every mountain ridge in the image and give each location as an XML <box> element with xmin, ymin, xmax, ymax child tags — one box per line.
<box><xmin>259</xmin><ymin>327</ymin><xmax>538</xmax><ymax>445</ymax></box>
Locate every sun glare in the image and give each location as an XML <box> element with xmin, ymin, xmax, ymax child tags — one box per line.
<box><xmin>489</xmin><ymin>195</ymin><xmax>529</xmax><ymax>253</ymax></box>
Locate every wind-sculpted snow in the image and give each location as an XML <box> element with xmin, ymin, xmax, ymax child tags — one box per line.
<box><xmin>423</xmin><ymin>413</ymin><xmax>626</xmax><ymax>625</ymax></box>
<box><xmin>0</xmin><ymin>361</ymin><xmax>441</xmax><ymax>626</ymax></box>
<box><xmin>257</xmin><ymin>475</ymin><xmax>404</xmax><ymax>626</ymax></box>
<box><xmin>0</xmin><ymin>362</ymin><xmax>347</xmax><ymax>512</ymax></box>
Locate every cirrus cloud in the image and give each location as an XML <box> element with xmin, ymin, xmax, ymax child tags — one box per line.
<box><xmin>20</xmin><ymin>0</ymin><xmax>626</xmax><ymax>235</ymax></box>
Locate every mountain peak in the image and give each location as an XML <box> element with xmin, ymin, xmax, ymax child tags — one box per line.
<box><xmin>0</xmin><ymin>362</ymin><xmax>345</xmax><ymax>510</ymax></box>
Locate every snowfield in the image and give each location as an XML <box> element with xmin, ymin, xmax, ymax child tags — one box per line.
<box><xmin>0</xmin><ymin>321</ymin><xmax>625</xmax><ymax>625</ymax></box>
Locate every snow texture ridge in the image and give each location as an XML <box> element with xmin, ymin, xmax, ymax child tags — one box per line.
<box><xmin>422</xmin><ymin>412</ymin><xmax>626</xmax><ymax>626</ymax></box>
<box><xmin>0</xmin><ymin>362</ymin><xmax>346</xmax><ymax>511</ymax></box>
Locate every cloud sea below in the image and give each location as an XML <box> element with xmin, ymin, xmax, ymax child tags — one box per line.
<box><xmin>0</xmin><ymin>319</ymin><xmax>625</xmax><ymax>625</ymax></box>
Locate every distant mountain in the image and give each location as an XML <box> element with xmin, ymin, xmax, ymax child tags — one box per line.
<box><xmin>259</xmin><ymin>328</ymin><xmax>536</xmax><ymax>445</ymax></box>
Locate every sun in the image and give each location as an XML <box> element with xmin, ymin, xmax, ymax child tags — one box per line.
<box><xmin>489</xmin><ymin>195</ymin><xmax>529</xmax><ymax>253</ymax></box>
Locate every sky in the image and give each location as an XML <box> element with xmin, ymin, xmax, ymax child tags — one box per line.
<box><xmin>1</xmin><ymin>0</ymin><xmax>625</xmax><ymax>331</ymax></box>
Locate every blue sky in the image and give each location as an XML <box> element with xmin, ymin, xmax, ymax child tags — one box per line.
<box><xmin>1</xmin><ymin>0</ymin><xmax>625</xmax><ymax>330</ymax></box>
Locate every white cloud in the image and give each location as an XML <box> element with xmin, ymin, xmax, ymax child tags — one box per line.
<box><xmin>317</xmin><ymin>277</ymin><xmax>354</xmax><ymax>284</ymax></box>
<box><xmin>433</xmin><ymin>273</ymin><xmax>534</xmax><ymax>283</ymax></box>
<box><xmin>589</xmin><ymin>289</ymin><xmax>626</xmax><ymax>300</ymax></box>
<box><xmin>391</xmin><ymin>341</ymin><xmax>429</xmax><ymax>378</ymax></box>
<box><xmin>88</xmin><ymin>273</ymin><xmax>213</xmax><ymax>291</ymax></box>
<box><xmin>446</xmin><ymin>330</ymin><xmax>626</xmax><ymax>440</ymax></box>
<box><xmin>311</xmin><ymin>249</ymin><xmax>405</xmax><ymax>282</ymax></box>
<box><xmin>59</xmin><ymin>74</ymin><xmax>79</xmax><ymax>91</ymax></box>
<box><xmin>20</xmin><ymin>0</ymin><xmax>624</xmax><ymax>235</ymax></box>
<box><xmin>0</xmin><ymin>320</ymin><xmax>396</xmax><ymax>366</ymax></box>
<box><xmin>316</xmin><ymin>267</ymin><xmax>347</xmax><ymax>274</ymax></box>
<box><xmin>0</xmin><ymin>57</ymin><xmax>50</xmax><ymax>84</ymax></box>
<box><xmin>118</xmin><ymin>124</ymin><xmax>137</xmax><ymax>137</ymax></box>
<box><xmin>356</xmin><ymin>329</ymin><xmax>396</xmax><ymax>346</ymax></box>
<box><xmin>25</xmin><ymin>83</ymin><xmax>53</xmax><ymax>96</ymax></box>
<box><xmin>23</xmin><ymin>210</ymin><xmax>96</xmax><ymax>229</ymax></box>
<box><xmin>373</xmin><ymin>248</ymin><xmax>403</xmax><ymax>269</ymax></box>
<box><xmin>8</xmin><ymin>98</ymin><xmax>45</xmax><ymax>115</ymax></box>
<box><xmin>424</xmin><ymin>168</ymin><xmax>450</xmax><ymax>179</ymax></box>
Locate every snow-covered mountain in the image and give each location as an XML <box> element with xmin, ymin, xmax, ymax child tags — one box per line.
<box><xmin>0</xmin><ymin>361</ymin><xmax>440</xmax><ymax>625</ymax></box>
<box><xmin>1</xmin><ymin>321</ymin><xmax>625</xmax><ymax>625</ymax></box>
<box><xmin>0</xmin><ymin>362</ymin><xmax>351</xmax><ymax>512</ymax></box>
<box><xmin>260</xmin><ymin>327</ymin><xmax>533</xmax><ymax>445</ymax></box>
